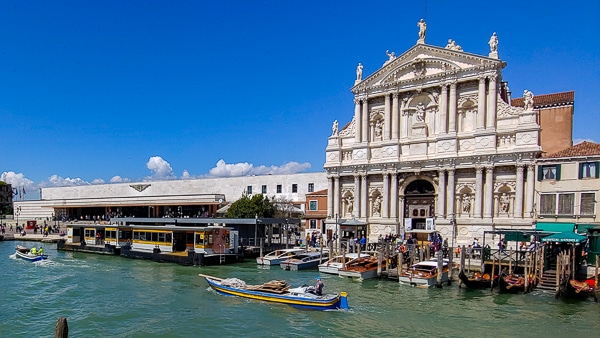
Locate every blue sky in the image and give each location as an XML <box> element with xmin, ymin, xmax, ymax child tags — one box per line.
<box><xmin>1</xmin><ymin>0</ymin><xmax>599</xmax><ymax>199</ymax></box>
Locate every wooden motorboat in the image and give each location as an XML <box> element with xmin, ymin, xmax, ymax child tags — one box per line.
<box><xmin>398</xmin><ymin>259</ymin><xmax>449</xmax><ymax>288</ymax></box>
<box><xmin>498</xmin><ymin>272</ymin><xmax>537</xmax><ymax>293</ymax></box>
<box><xmin>256</xmin><ymin>248</ymin><xmax>305</xmax><ymax>266</ymax></box>
<box><xmin>338</xmin><ymin>254</ymin><xmax>384</xmax><ymax>280</ymax></box>
<box><xmin>280</xmin><ymin>251</ymin><xmax>329</xmax><ymax>271</ymax></box>
<box><xmin>199</xmin><ymin>274</ymin><xmax>348</xmax><ymax>310</ymax></box>
<box><xmin>15</xmin><ymin>250</ymin><xmax>49</xmax><ymax>262</ymax></box>
<box><xmin>458</xmin><ymin>270</ymin><xmax>498</xmax><ymax>289</ymax></box>
<box><xmin>318</xmin><ymin>252</ymin><xmax>372</xmax><ymax>276</ymax></box>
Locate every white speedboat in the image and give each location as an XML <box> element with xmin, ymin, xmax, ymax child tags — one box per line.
<box><xmin>398</xmin><ymin>259</ymin><xmax>449</xmax><ymax>288</ymax></box>
<box><xmin>280</xmin><ymin>251</ymin><xmax>329</xmax><ymax>271</ymax></box>
<box><xmin>256</xmin><ymin>248</ymin><xmax>305</xmax><ymax>266</ymax></box>
<box><xmin>318</xmin><ymin>252</ymin><xmax>373</xmax><ymax>275</ymax></box>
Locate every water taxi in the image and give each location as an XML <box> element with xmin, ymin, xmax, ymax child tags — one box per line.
<box><xmin>338</xmin><ymin>254</ymin><xmax>384</xmax><ymax>280</ymax></box>
<box><xmin>318</xmin><ymin>252</ymin><xmax>374</xmax><ymax>276</ymax></box>
<box><xmin>256</xmin><ymin>248</ymin><xmax>305</xmax><ymax>266</ymax></box>
<box><xmin>398</xmin><ymin>259</ymin><xmax>449</xmax><ymax>288</ymax></box>
<box><xmin>280</xmin><ymin>250</ymin><xmax>329</xmax><ymax>271</ymax></box>
<box><xmin>200</xmin><ymin>274</ymin><xmax>348</xmax><ymax>310</ymax></box>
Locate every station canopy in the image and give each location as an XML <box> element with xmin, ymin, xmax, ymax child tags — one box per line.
<box><xmin>540</xmin><ymin>231</ymin><xmax>586</xmax><ymax>243</ymax></box>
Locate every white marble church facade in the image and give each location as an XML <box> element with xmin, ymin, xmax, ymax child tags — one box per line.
<box><xmin>324</xmin><ymin>24</ymin><xmax>540</xmax><ymax>245</ymax></box>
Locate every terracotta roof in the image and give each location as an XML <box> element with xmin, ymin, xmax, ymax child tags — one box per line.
<box><xmin>306</xmin><ymin>189</ymin><xmax>328</xmax><ymax>196</ymax></box>
<box><xmin>511</xmin><ymin>91</ymin><xmax>574</xmax><ymax>108</ymax></box>
<box><xmin>545</xmin><ymin>141</ymin><xmax>600</xmax><ymax>158</ymax></box>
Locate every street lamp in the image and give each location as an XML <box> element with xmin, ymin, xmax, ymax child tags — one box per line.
<box><xmin>15</xmin><ymin>206</ymin><xmax>21</xmax><ymax>228</ymax></box>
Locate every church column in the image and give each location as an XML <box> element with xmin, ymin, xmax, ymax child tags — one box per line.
<box><xmin>439</xmin><ymin>84</ymin><xmax>448</xmax><ymax>134</ymax></box>
<box><xmin>484</xmin><ymin>166</ymin><xmax>494</xmax><ymax>218</ymax></box>
<box><xmin>392</xmin><ymin>93</ymin><xmax>399</xmax><ymax>139</ymax></box>
<box><xmin>401</xmin><ymin>109</ymin><xmax>409</xmax><ymax>138</ymax></box>
<box><xmin>446</xmin><ymin>169</ymin><xmax>455</xmax><ymax>219</ymax></box>
<box><xmin>391</xmin><ymin>173</ymin><xmax>398</xmax><ymax>218</ymax></box>
<box><xmin>333</xmin><ymin>176</ymin><xmax>340</xmax><ymax>217</ymax></box>
<box><xmin>525</xmin><ymin>163</ymin><xmax>535</xmax><ymax>218</ymax></box>
<box><xmin>515</xmin><ymin>164</ymin><xmax>524</xmax><ymax>218</ymax></box>
<box><xmin>354</xmin><ymin>99</ymin><xmax>361</xmax><ymax>143</ymax></box>
<box><xmin>477</xmin><ymin>76</ymin><xmax>486</xmax><ymax>130</ymax></box>
<box><xmin>361</xmin><ymin>99</ymin><xmax>369</xmax><ymax>143</ymax></box>
<box><xmin>327</xmin><ymin>176</ymin><xmax>334</xmax><ymax>217</ymax></box>
<box><xmin>438</xmin><ymin>169</ymin><xmax>446</xmax><ymax>219</ymax></box>
<box><xmin>382</xmin><ymin>172</ymin><xmax>390</xmax><ymax>218</ymax></box>
<box><xmin>353</xmin><ymin>174</ymin><xmax>360</xmax><ymax>218</ymax></box>
<box><xmin>448</xmin><ymin>82</ymin><xmax>457</xmax><ymax>133</ymax></box>
<box><xmin>361</xmin><ymin>174</ymin><xmax>368</xmax><ymax>218</ymax></box>
<box><xmin>474</xmin><ymin>166</ymin><xmax>483</xmax><ymax>218</ymax></box>
<box><xmin>384</xmin><ymin>93</ymin><xmax>391</xmax><ymax>141</ymax></box>
<box><xmin>486</xmin><ymin>74</ymin><xmax>497</xmax><ymax>129</ymax></box>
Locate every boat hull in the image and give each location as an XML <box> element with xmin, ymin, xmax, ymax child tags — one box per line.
<box><xmin>203</xmin><ymin>276</ymin><xmax>348</xmax><ymax>310</ymax></box>
<box><xmin>338</xmin><ymin>268</ymin><xmax>379</xmax><ymax>280</ymax></box>
<box><xmin>498</xmin><ymin>273</ymin><xmax>536</xmax><ymax>293</ymax></box>
<box><xmin>458</xmin><ymin>270</ymin><xmax>497</xmax><ymax>289</ymax></box>
<box><xmin>280</xmin><ymin>260</ymin><xmax>321</xmax><ymax>270</ymax></box>
<box><xmin>398</xmin><ymin>271</ymin><xmax>448</xmax><ymax>288</ymax></box>
<box><xmin>15</xmin><ymin>250</ymin><xmax>48</xmax><ymax>262</ymax></box>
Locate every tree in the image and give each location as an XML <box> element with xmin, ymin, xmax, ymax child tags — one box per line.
<box><xmin>226</xmin><ymin>193</ymin><xmax>276</xmax><ymax>218</ymax></box>
<box><xmin>271</xmin><ymin>196</ymin><xmax>297</xmax><ymax>218</ymax></box>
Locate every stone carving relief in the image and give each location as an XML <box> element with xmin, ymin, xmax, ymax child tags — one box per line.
<box><xmin>445</xmin><ymin>39</ymin><xmax>463</xmax><ymax>51</ymax></box>
<box><xmin>371</xmin><ymin>193</ymin><xmax>382</xmax><ymax>217</ymax></box>
<box><xmin>339</xmin><ymin>117</ymin><xmax>355</xmax><ymax>137</ymax></box>
<box><xmin>342</xmin><ymin>151</ymin><xmax>352</xmax><ymax>161</ymax></box>
<box><xmin>412</xmin><ymin>59</ymin><xmax>426</xmax><ymax>77</ymax></box>
<box><xmin>497</xmin><ymin>98</ymin><xmax>521</xmax><ymax>118</ymax></box>
<box><xmin>497</xmin><ymin>134</ymin><xmax>516</xmax><ymax>147</ymax></box>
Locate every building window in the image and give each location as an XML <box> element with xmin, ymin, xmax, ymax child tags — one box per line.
<box><xmin>538</xmin><ymin>165</ymin><xmax>560</xmax><ymax>180</ymax></box>
<box><xmin>309</xmin><ymin>200</ymin><xmax>318</xmax><ymax>211</ymax></box>
<box><xmin>558</xmin><ymin>193</ymin><xmax>574</xmax><ymax>215</ymax></box>
<box><xmin>247</xmin><ymin>186</ymin><xmax>252</xmax><ymax>195</ymax></box>
<box><xmin>276</xmin><ymin>185</ymin><xmax>282</xmax><ymax>194</ymax></box>
<box><xmin>292</xmin><ymin>184</ymin><xmax>298</xmax><ymax>193</ymax></box>
<box><xmin>579</xmin><ymin>162</ymin><xmax>599</xmax><ymax>179</ymax></box>
<box><xmin>581</xmin><ymin>193</ymin><xmax>595</xmax><ymax>215</ymax></box>
<box><xmin>309</xmin><ymin>219</ymin><xmax>317</xmax><ymax>229</ymax></box>
<box><xmin>308</xmin><ymin>183</ymin><xmax>314</xmax><ymax>192</ymax></box>
<box><xmin>540</xmin><ymin>194</ymin><xmax>556</xmax><ymax>214</ymax></box>
<box><xmin>262</xmin><ymin>185</ymin><xmax>267</xmax><ymax>194</ymax></box>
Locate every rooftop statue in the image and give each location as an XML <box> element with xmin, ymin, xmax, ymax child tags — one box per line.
<box><xmin>417</xmin><ymin>19</ymin><xmax>426</xmax><ymax>43</ymax></box>
<box><xmin>523</xmin><ymin>90</ymin><xmax>534</xmax><ymax>111</ymax></box>
<box><xmin>488</xmin><ymin>32</ymin><xmax>498</xmax><ymax>52</ymax></box>
<box><xmin>356</xmin><ymin>63</ymin><xmax>363</xmax><ymax>81</ymax></box>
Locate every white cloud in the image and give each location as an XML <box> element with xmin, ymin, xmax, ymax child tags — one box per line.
<box><xmin>146</xmin><ymin>156</ymin><xmax>176</xmax><ymax>180</ymax></box>
<box><xmin>207</xmin><ymin>159</ymin><xmax>311</xmax><ymax>177</ymax></box>
<box><xmin>91</xmin><ymin>178</ymin><xmax>106</xmax><ymax>184</ymax></box>
<box><xmin>110</xmin><ymin>176</ymin><xmax>131</xmax><ymax>183</ymax></box>
<box><xmin>1</xmin><ymin>171</ymin><xmax>35</xmax><ymax>190</ymax></box>
<box><xmin>181</xmin><ymin>170</ymin><xmax>194</xmax><ymax>180</ymax></box>
<box><xmin>43</xmin><ymin>174</ymin><xmax>90</xmax><ymax>187</ymax></box>
<box><xmin>574</xmin><ymin>138</ymin><xmax>597</xmax><ymax>145</ymax></box>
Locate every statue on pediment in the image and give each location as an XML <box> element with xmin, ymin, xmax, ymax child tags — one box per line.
<box><xmin>356</xmin><ymin>63</ymin><xmax>363</xmax><ymax>81</ymax></box>
<box><xmin>332</xmin><ymin>120</ymin><xmax>338</xmax><ymax>136</ymax></box>
<box><xmin>445</xmin><ymin>39</ymin><xmax>463</xmax><ymax>51</ymax></box>
<box><xmin>417</xmin><ymin>19</ymin><xmax>427</xmax><ymax>41</ymax></box>
<box><xmin>523</xmin><ymin>90</ymin><xmax>534</xmax><ymax>111</ymax></box>
<box><xmin>384</xmin><ymin>50</ymin><xmax>396</xmax><ymax>65</ymax></box>
<box><xmin>488</xmin><ymin>32</ymin><xmax>498</xmax><ymax>52</ymax></box>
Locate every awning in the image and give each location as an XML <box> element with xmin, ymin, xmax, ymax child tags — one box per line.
<box><xmin>540</xmin><ymin>231</ymin><xmax>586</xmax><ymax>243</ymax></box>
<box><xmin>576</xmin><ymin>223</ymin><xmax>600</xmax><ymax>235</ymax></box>
<box><xmin>535</xmin><ymin>222</ymin><xmax>575</xmax><ymax>233</ymax></box>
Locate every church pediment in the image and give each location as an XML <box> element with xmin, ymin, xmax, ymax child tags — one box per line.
<box><xmin>352</xmin><ymin>44</ymin><xmax>504</xmax><ymax>93</ymax></box>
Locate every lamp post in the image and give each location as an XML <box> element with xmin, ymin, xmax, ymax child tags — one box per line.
<box><xmin>16</xmin><ymin>206</ymin><xmax>21</xmax><ymax>228</ymax></box>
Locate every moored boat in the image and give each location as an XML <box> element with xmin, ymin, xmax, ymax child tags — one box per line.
<box><xmin>338</xmin><ymin>254</ymin><xmax>384</xmax><ymax>280</ymax></box>
<box><xmin>199</xmin><ymin>274</ymin><xmax>348</xmax><ymax>310</ymax></box>
<box><xmin>398</xmin><ymin>259</ymin><xmax>449</xmax><ymax>288</ymax></box>
<box><xmin>256</xmin><ymin>248</ymin><xmax>305</xmax><ymax>266</ymax></box>
<box><xmin>280</xmin><ymin>251</ymin><xmax>329</xmax><ymax>271</ymax></box>
<box><xmin>318</xmin><ymin>252</ymin><xmax>372</xmax><ymax>276</ymax></box>
<box><xmin>458</xmin><ymin>270</ymin><xmax>498</xmax><ymax>289</ymax></box>
<box><xmin>563</xmin><ymin>278</ymin><xmax>597</xmax><ymax>301</ymax></box>
<box><xmin>498</xmin><ymin>272</ymin><xmax>537</xmax><ymax>293</ymax></box>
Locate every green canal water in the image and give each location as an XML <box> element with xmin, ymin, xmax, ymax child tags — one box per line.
<box><xmin>1</xmin><ymin>240</ymin><xmax>598</xmax><ymax>337</ymax></box>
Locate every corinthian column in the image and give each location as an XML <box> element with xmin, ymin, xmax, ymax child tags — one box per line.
<box><xmin>474</xmin><ymin>166</ymin><xmax>483</xmax><ymax>218</ymax></box>
<box><xmin>361</xmin><ymin>174</ymin><xmax>368</xmax><ymax>218</ymax></box>
<box><xmin>384</xmin><ymin>94</ymin><xmax>391</xmax><ymax>141</ymax></box>
<box><xmin>391</xmin><ymin>173</ymin><xmax>398</xmax><ymax>218</ymax></box>
<box><xmin>382</xmin><ymin>172</ymin><xmax>390</xmax><ymax>218</ymax></box>
<box><xmin>449</xmin><ymin>82</ymin><xmax>457</xmax><ymax>133</ymax></box>
<box><xmin>439</xmin><ymin>84</ymin><xmax>448</xmax><ymax>134</ymax></box>
<box><xmin>525</xmin><ymin>163</ymin><xmax>535</xmax><ymax>218</ymax></box>
<box><xmin>487</xmin><ymin>75</ymin><xmax>497</xmax><ymax>129</ymax></box>
<box><xmin>361</xmin><ymin>99</ymin><xmax>369</xmax><ymax>143</ymax></box>
<box><xmin>354</xmin><ymin>99</ymin><xmax>361</xmax><ymax>143</ymax></box>
<box><xmin>484</xmin><ymin>166</ymin><xmax>494</xmax><ymax>218</ymax></box>
<box><xmin>446</xmin><ymin>169</ymin><xmax>455</xmax><ymax>218</ymax></box>
<box><xmin>515</xmin><ymin>165</ymin><xmax>524</xmax><ymax>218</ymax></box>
<box><xmin>477</xmin><ymin>76</ymin><xmax>486</xmax><ymax>130</ymax></box>
<box><xmin>333</xmin><ymin>176</ymin><xmax>340</xmax><ymax>217</ymax></box>
<box><xmin>438</xmin><ymin>169</ymin><xmax>446</xmax><ymax>219</ymax></box>
<box><xmin>392</xmin><ymin>93</ymin><xmax>399</xmax><ymax>139</ymax></box>
<box><xmin>327</xmin><ymin>176</ymin><xmax>334</xmax><ymax>217</ymax></box>
<box><xmin>353</xmin><ymin>174</ymin><xmax>360</xmax><ymax>218</ymax></box>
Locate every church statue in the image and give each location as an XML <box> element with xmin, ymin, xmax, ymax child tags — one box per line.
<box><xmin>523</xmin><ymin>90</ymin><xmax>534</xmax><ymax>111</ymax></box>
<box><xmin>500</xmin><ymin>193</ymin><xmax>510</xmax><ymax>212</ymax></box>
<box><xmin>331</xmin><ymin>120</ymin><xmax>338</xmax><ymax>136</ymax></box>
<box><xmin>346</xmin><ymin>196</ymin><xmax>354</xmax><ymax>214</ymax></box>
<box><xmin>372</xmin><ymin>195</ymin><xmax>382</xmax><ymax>216</ymax></box>
<box><xmin>356</xmin><ymin>63</ymin><xmax>363</xmax><ymax>81</ymax></box>
<box><xmin>385</xmin><ymin>50</ymin><xmax>396</xmax><ymax>64</ymax></box>
<box><xmin>415</xmin><ymin>102</ymin><xmax>425</xmax><ymax>122</ymax></box>
<box><xmin>417</xmin><ymin>19</ymin><xmax>426</xmax><ymax>42</ymax></box>
<box><xmin>488</xmin><ymin>32</ymin><xmax>498</xmax><ymax>52</ymax></box>
<box><xmin>462</xmin><ymin>194</ymin><xmax>471</xmax><ymax>213</ymax></box>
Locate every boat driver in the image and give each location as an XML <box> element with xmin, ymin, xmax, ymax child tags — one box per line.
<box><xmin>38</xmin><ymin>246</ymin><xmax>44</xmax><ymax>255</ymax></box>
<box><xmin>314</xmin><ymin>277</ymin><xmax>324</xmax><ymax>296</ymax></box>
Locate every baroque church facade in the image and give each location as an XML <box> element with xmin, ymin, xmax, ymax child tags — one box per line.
<box><xmin>324</xmin><ymin>23</ymin><xmax>541</xmax><ymax>245</ymax></box>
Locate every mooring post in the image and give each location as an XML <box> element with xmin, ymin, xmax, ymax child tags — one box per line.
<box><xmin>55</xmin><ymin>317</ymin><xmax>68</xmax><ymax>338</ymax></box>
<box><xmin>259</xmin><ymin>237</ymin><xmax>263</xmax><ymax>258</ymax></box>
<box><xmin>397</xmin><ymin>252</ymin><xmax>403</xmax><ymax>281</ymax></box>
<box><xmin>377</xmin><ymin>254</ymin><xmax>383</xmax><ymax>278</ymax></box>
<box><xmin>436</xmin><ymin>251</ymin><xmax>443</xmax><ymax>288</ymax></box>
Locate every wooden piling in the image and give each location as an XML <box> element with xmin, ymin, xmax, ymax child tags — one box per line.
<box><xmin>397</xmin><ymin>252</ymin><xmax>403</xmax><ymax>281</ymax></box>
<box><xmin>555</xmin><ymin>253</ymin><xmax>561</xmax><ymax>298</ymax></box>
<box><xmin>259</xmin><ymin>238</ymin><xmax>263</xmax><ymax>258</ymax></box>
<box><xmin>377</xmin><ymin>254</ymin><xmax>383</xmax><ymax>278</ymax></box>
<box><xmin>436</xmin><ymin>251</ymin><xmax>443</xmax><ymax>288</ymax></box>
<box><xmin>595</xmin><ymin>255</ymin><xmax>599</xmax><ymax>302</ymax></box>
<box><xmin>508</xmin><ymin>248</ymin><xmax>512</xmax><ymax>274</ymax></box>
<box><xmin>490</xmin><ymin>257</ymin><xmax>495</xmax><ymax>291</ymax></box>
<box><xmin>55</xmin><ymin>317</ymin><xmax>68</xmax><ymax>338</ymax></box>
<box><xmin>524</xmin><ymin>253</ymin><xmax>529</xmax><ymax>293</ymax></box>
<box><xmin>447</xmin><ymin>247</ymin><xmax>453</xmax><ymax>286</ymax></box>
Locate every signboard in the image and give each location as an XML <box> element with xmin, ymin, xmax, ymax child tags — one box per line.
<box><xmin>425</xmin><ymin>218</ymin><xmax>435</xmax><ymax>231</ymax></box>
<box><xmin>404</xmin><ymin>218</ymin><xmax>412</xmax><ymax>231</ymax></box>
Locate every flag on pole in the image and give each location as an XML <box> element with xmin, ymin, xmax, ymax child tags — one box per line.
<box><xmin>22</xmin><ymin>187</ymin><xmax>26</xmax><ymax>195</ymax></box>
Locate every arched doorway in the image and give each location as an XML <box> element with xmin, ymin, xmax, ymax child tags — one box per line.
<box><xmin>403</xmin><ymin>180</ymin><xmax>435</xmax><ymax>231</ymax></box>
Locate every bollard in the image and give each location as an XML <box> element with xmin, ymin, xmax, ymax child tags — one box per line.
<box><xmin>55</xmin><ymin>317</ymin><xmax>68</xmax><ymax>338</ymax></box>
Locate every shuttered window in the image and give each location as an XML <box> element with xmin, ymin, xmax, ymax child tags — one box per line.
<box><xmin>558</xmin><ymin>193</ymin><xmax>574</xmax><ymax>215</ymax></box>
<box><xmin>539</xmin><ymin>164</ymin><xmax>561</xmax><ymax>181</ymax></box>
<box><xmin>540</xmin><ymin>194</ymin><xmax>556</xmax><ymax>214</ymax></box>
<box><xmin>580</xmin><ymin>193</ymin><xmax>595</xmax><ymax>215</ymax></box>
